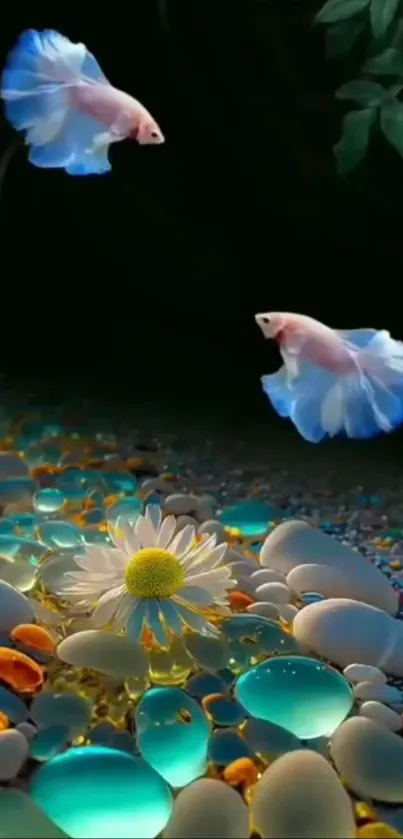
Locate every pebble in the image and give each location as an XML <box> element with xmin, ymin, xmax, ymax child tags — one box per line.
<box><xmin>261</xmin><ymin>520</ymin><xmax>398</xmax><ymax>614</ymax></box>
<box><xmin>250</xmin><ymin>749</ymin><xmax>356</xmax><ymax>838</ymax></box>
<box><xmin>31</xmin><ymin>746</ymin><xmax>173</xmax><ymax>839</ymax></box>
<box><xmin>359</xmin><ymin>701</ymin><xmax>403</xmax><ymax>732</ymax></box>
<box><xmin>198</xmin><ymin>520</ymin><xmax>228</xmax><ymax>543</ymax></box>
<box><xmin>163</xmin><ymin>778</ymin><xmax>249</xmax><ymax>838</ymax></box>
<box><xmin>57</xmin><ymin>630</ymin><xmax>149</xmax><ymax>679</ymax></box>
<box><xmin>331</xmin><ymin>717</ymin><xmax>403</xmax><ymax>803</ymax></box>
<box><xmin>293</xmin><ymin>598</ymin><xmax>403</xmax><ymax>676</ymax></box>
<box><xmin>164</xmin><ymin>494</ymin><xmax>199</xmax><ymax>515</ymax></box>
<box><xmin>255</xmin><ymin>582</ymin><xmax>291</xmax><ymax>604</ymax></box>
<box><xmin>250</xmin><ymin>569</ymin><xmax>287</xmax><ymax>586</ymax></box>
<box><xmin>0</xmin><ymin>581</ymin><xmax>34</xmax><ymax>633</ymax></box>
<box><xmin>343</xmin><ymin>664</ymin><xmax>387</xmax><ymax>685</ymax></box>
<box><xmin>354</xmin><ymin>683</ymin><xmax>402</xmax><ymax>704</ymax></box>
<box><xmin>16</xmin><ymin>721</ymin><xmax>38</xmax><ymax>741</ymax></box>
<box><xmin>0</xmin><ymin>788</ymin><xmax>68</xmax><ymax>838</ymax></box>
<box><xmin>278</xmin><ymin>603</ymin><xmax>299</xmax><ymax>623</ymax></box>
<box><xmin>246</xmin><ymin>602</ymin><xmax>280</xmax><ymax>620</ymax></box>
<box><xmin>0</xmin><ymin>729</ymin><xmax>29</xmax><ymax>780</ymax></box>
<box><xmin>175</xmin><ymin>515</ymin><xmax>197</xmax><ymax>532</ymax></box>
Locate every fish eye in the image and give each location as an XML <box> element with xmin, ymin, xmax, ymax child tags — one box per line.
<box><xmin>261</xmin><ymin>316</ymin><xmax>270</xmax><ymax>324</ymax></box>
<box><xmin>150</xmin><ymin>130</ymin><xmax>159</xmax><ymax>138</ymax></box>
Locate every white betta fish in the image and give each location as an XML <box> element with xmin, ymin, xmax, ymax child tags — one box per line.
<box><xmin>254</xmin><ymin>311</ymin><xmax>403</xmax><ymax>443</ymax></box>
<box><xmin>1</xmin><ymin>29</ymin><xmax>164</xmax><ymax>176</ymax></box>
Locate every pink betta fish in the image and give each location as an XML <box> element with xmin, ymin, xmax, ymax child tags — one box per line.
<box><xmin>1</xmin><ymin>29</ymin><xmax>165</xmax><ymax>175</ymax></box>
<box><xmin>255</xmin><ymin>311</ymin><xmax>403</xmax><ymax>443</ymax></box>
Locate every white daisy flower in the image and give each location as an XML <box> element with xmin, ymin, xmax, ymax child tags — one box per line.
<box><xmin>53</xmin><ymin>505</ymin><xmax>235</xmax><ymax>646</ymax></box>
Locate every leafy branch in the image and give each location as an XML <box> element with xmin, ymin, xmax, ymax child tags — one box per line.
<box><xmin>315</xmin><ymin>0</ymin><xmax>403</xmax><ymax>174</ymax></box>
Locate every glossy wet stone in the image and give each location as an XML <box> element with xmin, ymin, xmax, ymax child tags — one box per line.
<box><xmin>31</xmin><ymin>746</ymin><xmax>173</xmax><ymax>839</ymax></box>
<box><xmin>136</xmin><ymin>687</ymin><xmax>211</xmax><ymax>787</ymax></box>
<box><xmin>235</xmin><ymin>655</ymin><xmax>353</xmax><ymax>739</ymax></box>
<box><xmin>219</xmin><ymin>501</ymin><xmax>276</xmax><ymax>538</ymax></box>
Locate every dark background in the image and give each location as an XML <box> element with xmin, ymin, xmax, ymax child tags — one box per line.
<box><xmin>0</xmin><ymin>0</ymin><xmax>402</xmax><ymax>458</ymax></box>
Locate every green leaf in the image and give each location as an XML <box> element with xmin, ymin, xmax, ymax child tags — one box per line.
<box><xmin>334</xmin><ymin>108</ymin><xmax>376</xmax><ymax>174</ymax></box>
<box><xmin>316</xmin><ymin>0</ymin><xmax>370</xmax><ymax>24</ymax></box>
<box><xmin>325</xmin><ymin>15</ymin><xmax>366</xmax><ymax>58</ymax></box>
<box><xmin>363</xmin><ymin>47</ymin><xmax>403</xmax><ymax>75</ymax></box>
<box><xmin>380</xmin><ymin>99</ymin><xmax>403</xmax><ymax>155</ymax></box>
<box><xmin>370</xmin><ymin>0</ymin><xmax>401</xmax><ymax>39</ymax></box>
<box><xmin>335</xmin><ymin>79</ymin><xmax>386</xmax><ymax>105</ymax></box>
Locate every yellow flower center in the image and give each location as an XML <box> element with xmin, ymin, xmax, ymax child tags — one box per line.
<box><xmin>125</xmin><ymin>548</ymin><xmax>185</xmax><ymax>599</ymax></box>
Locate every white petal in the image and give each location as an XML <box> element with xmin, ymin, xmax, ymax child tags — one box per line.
<box><xmin>173</xmin><ymin>601</ymin><xmax>209</xmax><ymax>632</ymax></box>
<box><xmin>180</xmin><ymin>534</ymin><xmax>217</xmax><ymax>568</ymax></box>
<box><xmin>126</xmin><ymin>599</ymin><xmax>147</xmax><ymax>639</ymax></box>
<box><xmin>66</xmin><ymin>570</ymin><xmax>115</xmax><ymax>583</ymax></box>
<box><xmin>113</xmin><ymin>593</ymin><xmax>136</xmax><ymax>630</ymax></box>
<box><xmin>91</xmin><ymin>584</ymin><xmax>125</xmax><ymax>627</ymax></box>
<box><xmin>146</xmin><ymin>599</ymin><xmax>168</xmax><ymax>647</ymax></box>
<box><xmin>157</xmin><ymin>515</ymin><xmax>176</xmax><ymax>549</ymax></box>
<box><xmin>159</xmin><ymin>598</ymin><xmax>183</xmax><ymax>635</ymax></box>
<box><xmin>186</xmin><ymin>542</ymin><xmax>228</xmax><ymax>573</ymax></box>
<box><xmin>145</xmin><ymin>504</ymin><xmax>162</xmax><ymax>532</ymax></box>
<box><xmin>168</xmin><ymin>524</ymin><xmax>195</xmax><ymax>558</ymax></box>
<box><xmin>113</xmin><ymin>517</ymin><xmax>140</xmax><ymax>556</ymax></box>
<box><xmin>76</xmin><ymin>545</ymin><xmax>119</xmax><ymax>573</ymax></box>
<box><xmin>184</xmin><ymin>567</ymin><xmax>234</xmax><ymax>595</ymax></box>
<box><xmin>177</xmin><ymin>585</ymin><xmax>212</xmax><ymax>606</ymax></box>
<box><xmin>135</xmin><ymin>514</ymin><xmax>157</xmax><ymax>548</ymax></box>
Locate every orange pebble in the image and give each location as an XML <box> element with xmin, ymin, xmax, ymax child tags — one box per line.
<box><xmin>0</xmin><ymin>711</ymin><xmax>9</xmax><ymax>731</ymax></box>
<box><xmin>228</xmin><ymin>590</ymin><xmax>255</xmax><ymax>611</ymax></box>
<box><xmin>223</xmin><ymin>757</ymin><xmax>259</xmax><ymax>788</ymax></box>
<box><xmin>201</xmin><ymin>693</ymin><xmax>228</xmax><ymax>714</ymax></box>
<box><xmin>0</xmin><ymin>647</ymin><xmax>44</xmax><ymax>693</ymax></box>
<box><xmin>11</xmin><ymin>624</ymin><xmax>55</xmax><ymax>654</ymax></box>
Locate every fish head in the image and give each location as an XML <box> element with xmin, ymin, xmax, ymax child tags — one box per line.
<box><xmin>254</xmin><ymin>312</ymin><xmax>285</xmax><ymax>340</ymax></box>
<box><xmin>134</xmin><ymin>119</ymin><xmax>165</xmax><ymax>145</ymax></box>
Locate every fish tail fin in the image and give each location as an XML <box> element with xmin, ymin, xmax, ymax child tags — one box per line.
<box><xmin>1</xmin><ymin>29</ymin><xmax>111</xmax><ymax>175</ymax></box>
<box><xmin>261</xmin><ymin>328</ymin><xmax>403</xmax><ymax>442</ymax></box>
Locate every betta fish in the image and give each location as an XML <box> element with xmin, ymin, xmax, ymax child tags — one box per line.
<box><xmin>254</xmin><ymin>311</ymin><xmax>403</xmax><ymax>443</ymax></box>
<box><xmin>1</xmin><ymin>29</ymin><xmax>165</xmax><ymax>176</ymax></box>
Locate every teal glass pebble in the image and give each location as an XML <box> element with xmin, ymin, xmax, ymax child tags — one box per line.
<box><xmin>206</xmin><ymin>696</ymin><xmax>245</xmax><ymax>727</ymax></box>
<box><xmin>31</xmin><ymin>724</ymin><xmax>70</xmax><ymax>761</ymax></box>
<box><xmin>301</xmin><ymin>592</ymin><xmax>325</xmax><ymax>605</ymax></box>
<box><xmin>36</xmin><ymin>520</ymin><xmax>83</xmax><ymax>550</ymax></box>
<box><xmin>235</xmin><ymin>655</ymin><xmax>354</xmax><ymax>740</ymax></box>
<box><xmin>242</xmin><ymin>718</ymin><xmax>301</xmax><ymax>761</ymax></box>
<box><xmin>31</xmin><ymin>746</ymin><xmax>173</xmax><ymax>839</ymax></box>
<box><xmin>185</xmin><ymin>671</ymin><xmax>228</xmax><ymax>698</ymax></box>
<box><xmin>0</xmin><ymin>684</ymin><xmax>28</xmax><ymax>723</ymax></box>
<box><xmin>100</xmin><ymin>471</ymin><xmax>138</xmax><ymax>495</ymax></box>
<box><xmin>106</xmin><ymin>497</ymin><xmax>143</xmax><ymax>527</ymax></box>
<box><xmin>0</xmin><ymin>478</ymin><xmax>37</xmax><ymax>504</ymax></box>
<box><xmin>30</xmin><ymin>692</ymin><xmax>92</xmax><ymax>737</ymax></box>
<box><xmin>219</xmin><ymin>500</ymin><xmax>276</xmax><ymax>538</ymax></box>
<box><xmin>33</xmin><ymin>488</ymin><xmax>65</xmax><ymax>514</ymax></box>
<box><xmin>136</xmin><ymin>687</ymin><xmax>211</xmax><ymax>787</ymax></box>
<box><xmin>6</xmin><ymin>512</ymin><xmax>37</xmax><ymax>538</ymax></box>
<box><xmin>223</xmin><ymin>614</ymin><xmax>300</xmax><ymax>670</ymax></box>
<box><xmin>209</xmin><ymin>728</ymin><xmax>253</xmax><ymax>765</ymax></box>
<box><xmin>0</xmin><ymin>534</ymin><xmax>48</xmax><ymax>565</ymax></box>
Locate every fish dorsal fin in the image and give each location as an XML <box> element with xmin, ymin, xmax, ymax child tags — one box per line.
<box><xmin>335</xmin><ymin>328</ymin><xmax>378</xmax><ymax>350</ymax></box>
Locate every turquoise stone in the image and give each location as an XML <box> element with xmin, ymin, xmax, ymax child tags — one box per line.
<box><xmin>36</xmin><ymin>521</ymin><xmax>83</xmax><ymax>551</ymax></box>
<box><xmin>235</xmin><ymin>655</ymin><xmax>354</xmax><ymax>739</ymax></box>
<box><xmin>31</xmin><ymin>724</ymin><xmax>70</xmax><ymax>761</ymax></box>
<box><xmin>136</xmin><ymin>687</ymin><xmax>211</xmax><ymax>787</ymax></box>
<box><xmin>31</xmin><ymin>746</ymin><xmax>173</xmax><ymax>839</ymax></box>
<box><xmin>33</xmin><ymin>488</ymin><xmax>65</xmax><ymax>514</ymax></box>
<box><xmin>30</xmin><ymin>692</ymin><xmax>92</xmax><ymax>737</ymax></box>
<box><xmin>219</xmin><ymin>500</ymin><xmax>276</xmax><ymax>538</ymax></box>
<box><xmin>209</xmin><ymin>728</ymin><xmax>253</xmax><ymax>765</ymax></box>
<box><xmin>222</xmin><ymin>614</ymin><xmax>300</xmax><ymax>671</ymax></box>
<box><xmin>106</xmin><ymin>497</ymin><xmax>143</xmax><ymax>527</ymax></box>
